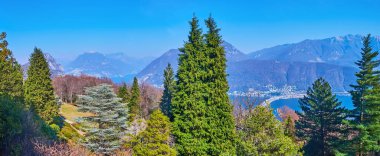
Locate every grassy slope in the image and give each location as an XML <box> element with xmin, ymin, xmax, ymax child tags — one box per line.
<box><xmin>60</xmin><ymin>103</ymin><xmax>93</xmax><ymax>123</ymax></box>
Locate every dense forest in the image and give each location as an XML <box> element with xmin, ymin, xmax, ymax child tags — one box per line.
<box><xmin>0</xmin><ymin>16</ymin><xmax>379</xmax><ymax>156</ymax></box>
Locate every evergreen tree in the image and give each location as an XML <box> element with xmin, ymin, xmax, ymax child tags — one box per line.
<box><xmin>296</xmin><ymin>78</ymin><xmax>347</xmax><ymax>155</ymax></box>
<box><xmin>0</xmin><ymin>32</ymin><xmax>24</xmax><ymax>97</ymax></box>
<box><xmin>0</xmin><ymin>32</ymin><xmax>23</xmax><ymax>152</ymax></box>
<box><xmin>0</xmin><ymin>93</ymin><xmax>23</xmax><ymax>150</ymax></box>
<box><xmin>349</xmin><ymin>34</ymin><xmax>380</xmax><ymax>154</ymax></box>
<box><xmin>77</xmin><ymin>84</ymin><xmax>128</xmax><ymax>155</ymax></box>
<box><xmin>129</xmin><ymin>77</ymin><xmax>141</xmax><ymax>121</ymax></box>
<box><xmin>203</xmin><ymin>16</ymin><xmax>236</xmax><ymax>155</ymax></box>
<box><xmin>237</xmin><ymin>106</ymin><xmax>300</xmax><ymax>155</ymax></box>
<box><xmin>24</xmin><ymin>47</ymin><xmax>58</xmax><ymax>124</ymax></box>
<box><xmin>132</xmin><ymin>110</ymin><xmax>176</xmax><ymax>156</ymax></box>
<box><xmin>172</xmin><ymin>16</ymin><xmax>209</xmax><ymax>155</ymax></box>
<box><xmin>160</xmin><ymin>63</ymin><xmax>175</xmax><ymax>121</ymax></box>
<box><xmin>284</xmin><ymin>116</ymin><xmax>296</xmax><ymax>141</ymax></box>
<box><xmin>364</xmin><ymin>87</ymin><xmax>380</xmax><ymax>153</ymax></box>
<box><xmin>118</xmin><ymin>82</ymin><xmax>130</xmax><ymax>103</ymax></box>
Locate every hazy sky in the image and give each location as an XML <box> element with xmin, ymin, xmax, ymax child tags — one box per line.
<box><xmin>2</xmin><ymin>0</ymin><xmax>380</xmax><ymax>64</ymax></box>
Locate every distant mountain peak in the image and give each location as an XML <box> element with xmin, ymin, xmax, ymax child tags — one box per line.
<box><xmin>249</xmin><ymin>34</ymin><xmax>380</xmax><ymax>67</ymax></box>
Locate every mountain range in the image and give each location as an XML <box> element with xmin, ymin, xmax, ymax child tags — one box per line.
<box><xmin>65</xmin><ymin>52</ymin><xmax>154</xmax><ymax>81</ymax></box>
<box><xmin>137</xmin><ymin>35</ymin><xmax>380</xmax><ymax>92</ymax></box>
<box><xmin>21</xmin><ymin>34</ymin><xmax>380</xmax><ymax>92</ymax></box>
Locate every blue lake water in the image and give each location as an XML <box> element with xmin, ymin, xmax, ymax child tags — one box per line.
<box><xmin>230</xmin><ymin>95</ymin><xmax>354</xmax><ymax>119</ymax></box>
<box><xmin>270</xmin><ymin>95</ymin><xmax>354</xmax><ymax>118</ymax></box>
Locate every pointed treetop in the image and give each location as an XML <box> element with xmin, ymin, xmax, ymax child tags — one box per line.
<box><xmin>188</xmin><ymin>15</ymin><xmax>203</xmax><ymax>46</ymax></box>
<box><xmin>205</xmin><ymin>16</ymin><xmax>222</xmax><ymax>47</ymax></box>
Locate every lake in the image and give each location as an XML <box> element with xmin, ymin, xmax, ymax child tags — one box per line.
<box><xmin>270</xmin><ymin>95</ymin><xmax>354</xmax><ymax>117</ymax></box>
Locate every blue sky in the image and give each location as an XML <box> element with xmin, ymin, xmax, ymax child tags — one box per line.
<box><xmin>2</xmin><ymin>0</ymin><xmax>380</xmax><ymax>64</ymax></box>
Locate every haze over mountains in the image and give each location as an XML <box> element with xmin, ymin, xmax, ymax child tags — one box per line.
<box><xmin>21</xmin><ymin>34</ymin><xmax>380</xmax><ymax>92</ymax></box>
<box><xmin>137</xmin><ymin>34</ymin><xmax>380</xmax><ymax>92</ymax></box>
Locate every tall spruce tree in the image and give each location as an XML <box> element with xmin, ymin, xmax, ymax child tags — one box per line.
<box><xmin>0</xmin><ymin>32</ymin><xmax>24</xmax><ymax>97</ymax></box>
<box><xmin>349</xmin><ymin>34</ymin><xmax>380</xmax><ymax>155</ymax></box>
<box><xmin>132</xmin><ymin>110</ymin><xmax>176</xmax><ymax>156</ymax></box>
<box><xmin>172</xmin><ymin>16</ymin><xmax>209</xmax><ymax>155</ymax></box>
<box><xmin>364</xmin><ymin>87</ymin><xmax>380</xmax><ymax>153</ymax></box>
<box><xmin>129</xmin><ymin>77</ymin><xmax>141</xmax><ymax>121</ymax></box>
<box><xmin>237</xmin><ymin>106</ymin><xmax>300</xmax><ymax>155</ymax></box>
<box><xmin>203</xmin><ymin>16</ymin><xmax>236</xmax><ymax>155</ymax></box>
<box><xmin>24</xmin><ymin>47</ymin><xmax>58</xmax><ymax>124</ymax></box>
<box><xmin>296</xmin><ymin>78</ymin><xmax>347</xmax><ymax>155</ymax></box>
<box><xmin>77</xmin><ymin>84</ymin><xmax>128</xmax><ymax>155</ymax></box>
<box><xmin>118</xmin><ymin>82</ymin><xmax>130</xmax><ymax>103</ymax></box>
<box><xmin>160</xmin><ymin>63</ymin><xmax>175</xmax><ymax>121</ymax></box>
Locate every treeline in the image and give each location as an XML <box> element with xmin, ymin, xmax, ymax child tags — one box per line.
<box><xmin>52</xmin><ymin>75</ymin><xmax>114</xmax><ymax>103</ymax></box>
<box><xmin>0</xmin><ymin>32</ymin><xmax>62</xmax><ymax>155</ymax></box>
<box><xmin>1</xmin><ymin>16</ymin><xmax>380</xmax><ymax>156</ymax></box>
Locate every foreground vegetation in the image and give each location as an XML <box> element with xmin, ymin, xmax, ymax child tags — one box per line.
<box><xmin>0</xmin><ymin>16</ymin><xmax>379</xmax><ymax>156</ymax></box>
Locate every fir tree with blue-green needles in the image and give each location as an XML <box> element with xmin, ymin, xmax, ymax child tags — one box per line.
<box><xmin>77</xmin><ymin>84</ymin><xmax>128</xmax><ymax>155</ymax></box>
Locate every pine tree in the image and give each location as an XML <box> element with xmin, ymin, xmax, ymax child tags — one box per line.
<box><xmin>172</xmin><ymin>16</ymin><xmax>209</xmax><ymax>155</ymax></box>
<box><xmin>24</xmin><ymin>47</ymin><xmax>58</xmax><ymax>124</ymax></box>
<box><xmin>0</xmin><ymin>32</ymin><xmax>24</xmax><ymax>97</ymax></box>
<box><xmin>118</xmin><ymin>82</ymin><xmax>130</xmax><ymax>103</ymax></box>
<box><xmin>132</xmin><ymin>110</ymin><xmax>176</xmax><ymax>156</ymax></box>
<box><xmin>284</xmin><ymin>116</ymin><xmax>296</xmax><ymax>141</ymax></box>
<box><xmin>349</xmin><ymin>34</ymin><xmax>380</xmax><ymax>155</ymax></box>
<box><xmin>203</xmin><ymin>16</ymin><xmax>236</xmax><ymax>155</ymax></box>
<box><xmin>77</xmin><ymin>84</ymin><xmax>128</xmax><ymax>155</ymax></box>
<box><xmin>129</xmin><ymin>77</ymin><xmax>141</xmax><ymax>121</ymax></box>
<box><xmin>237</xmin><ymin>106</ymin><xmax>300</xmax><ymax>155</ymax></box>
<box><xmin>296</xmin><ymin>78</ymin><xmax>347</xmax><ymax>155</ymax></box>
<box><xmin>160</xmin><ymin>63</ymin><xmax>175</xmax><ymax>121</ymax></box>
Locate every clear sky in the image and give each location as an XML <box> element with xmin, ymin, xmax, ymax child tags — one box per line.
<box><xmin>2</xmin><ymin>0</ymin><xmax>380</xmax><ymax>64</ymax></box>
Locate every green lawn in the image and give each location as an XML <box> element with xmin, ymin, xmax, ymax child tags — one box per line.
<box><xmin>60</xmin><ymin>103</ymin><xmax>93</xmax><ymax>123</ymax></box>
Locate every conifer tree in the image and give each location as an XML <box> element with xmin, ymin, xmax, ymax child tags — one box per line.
<box><xmin>129</xmin><ymin>77</ymin><xmax>141</xmax><ymax>121</ymax></box>
<box><xmin>77</xmin><ymin>84</ymin><xmax>127</xmax><ymax>155</ymax></box>
<box><xmin>0</xmin><ymin>32</ymin><xmax>24</xmax><ymax>152</ymax></box>
<box><xmin>296</xmin><ymin>78</ymin><xmax>347</xmax><ymax>155</ymax></box>
<box><xmin>349</xmin><ymin>34</ymin><xmax>380</xmax><ymax>154</ymax></box>
<box><xmin>118</xmin><ymin>82</ymin><xmax>130</xmax><ymax>103</ymax></box>
<box><xmin>364</xmin><ymin>87</ymin><xmax>380</xmax><ymax>153</ymax></box>
<box><xmin>172</xmin><ymin>16</ymin><xmax>209</xmax><ymax>155</ymax></box>
<box><xmin>237</xmin><ymin>106</ymin><xmax>300</xmax><ymax>155</ymax></box>
<box><xmin>203</xmin><ymin>16</ymin><xmax>236</xmax><ymax>155</ymax></box>
<box><xmin>284</xmin><ymin>116</ymin><xmax>296</xmax><ymax>141</ymax></box>
<box><xmin>0</xmin><ymin>32</ymin><xmax>24</xmax><ymax>97</ymax></box>
<box><xmin>160</xmin><ymin>63</ymin><xmax>175</xmax><ymax>121</ymax></box>
<box><xmin>132</xmin><ymin>110</ymin><xmax>176</xmax><ymax>156</ymax></box>
<box><xmin>24</xmin><ymin>47</ymin><xmax>58</xmax><ymax>124</ymax></box>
